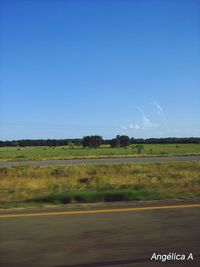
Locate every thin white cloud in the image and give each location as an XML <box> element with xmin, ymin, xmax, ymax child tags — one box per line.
<box><xmin>128</xmin><ymin>124</ymin><xmax>141</xmax><ymax>130</ymax></box>
<box><xmin>120</xmin><ymin>108</ymin><xmax>156</xmax><ymax>131</ymax></box>
<box><xmin>120</xmin><ymin>125</ymin><xmax>127</xmax><ymax>130</ymax></box>
<box><xmin>137</xmin><ymin>107</ymin><xmax>156</xmax><ymax>129</ymax></box>
<box><xmin>153</xmin><ymin>100</ymin><xmax>162</xmax><ymax>115</ymax></box>
<box><xmin>142</xmin><ymin>115</ymin><xmax>154</xmax><ymax>129</ymax></box>
<box><xmin>152</xmin><ymin>99</ymin><xmax>169</xmax><ymax>131</ymax></box>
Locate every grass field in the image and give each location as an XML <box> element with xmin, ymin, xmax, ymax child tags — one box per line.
<box><xmin>0</xmin><ymin>144</ymin><xmax>200</xmax><ymax>161</ymax></box>
<box><xmin>0</xmin><ymin>161</ymin><xmax>199</xmax><ymax>208</ymax></box>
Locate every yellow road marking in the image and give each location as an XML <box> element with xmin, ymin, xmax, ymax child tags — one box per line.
<box><xmin>0</xmin><ymin>204</ymin><xmax>200</xmax><ymax>218</ymax></box>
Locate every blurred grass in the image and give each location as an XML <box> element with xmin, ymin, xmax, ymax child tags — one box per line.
<box><xmin>0</xmin><ymin>161</ymin><xmax>200</xmax><ymax>208</ymax></box>
<box><xmin>0</xmin><ymin>144</ymin><xmax>200</xmax><ymax>161</ymax></box>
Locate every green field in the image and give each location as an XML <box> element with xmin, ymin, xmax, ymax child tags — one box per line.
<box><xmin>0</xmin><ymin>144</ymin><xmax>200</xmax><ymax>161</ymax></box>
<box><xmin>0</xmin><ymin>161</ymin><xmax>200</xmax><ymax>208</ymax></box>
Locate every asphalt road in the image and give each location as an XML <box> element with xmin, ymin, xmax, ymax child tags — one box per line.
<box><xmin>0</xmin><ymin>201</ymin><xmax>200</xmax><ymax>267</ymax></box>
<box><xmin>0</xmin><ymin>155</ymin><xmax>200</xmax><ymax>166</ymax></box>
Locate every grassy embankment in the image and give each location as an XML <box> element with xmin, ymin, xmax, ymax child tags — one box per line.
<box><xmin>0</xmin><ymin>161</ymin><xmax>200</xmax><ymax>208</ymax></box>
<box><xmin>0</xmin><ymin>144</ymin><xmax>200</xmax><ymax>161</ymax></box>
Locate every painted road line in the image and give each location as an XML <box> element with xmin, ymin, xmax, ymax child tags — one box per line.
<box><xmin>0</xmin><ymin>204</ymin><xmax>200</xmax><ymax>218</ymax></box>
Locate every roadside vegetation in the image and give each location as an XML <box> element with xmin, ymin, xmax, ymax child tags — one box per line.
<box><xmin>0</xmin><ymin>144</ymin><xmax>200</xmax><ymax>162</ymax></box>
<box><xmin>0</xmin><ymin>161</ymin><xmax>199</xmax><ymax>208</ymax></box>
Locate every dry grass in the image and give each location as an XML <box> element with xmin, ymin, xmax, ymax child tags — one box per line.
<box><xmin>0</xmin><ymin>162</ymin><xmax>200</xmax><ymax>207</ymax></box>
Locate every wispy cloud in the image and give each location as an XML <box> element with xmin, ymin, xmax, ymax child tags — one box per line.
<box><xmin>120</xmin><ymin>108</ymin><xmax>156</xmax><ymax>131</ymax></box>
<box><xmin>128</xmin><ymin>123</ymin><xmax>141</xmax><ymax>130</ymax></box>
<box><xmin>152</xmin><ymin>99</ymin><xmax>169</xmax><ymax>131</ymax></box>
<box><xmin>137</xmin><ymin>107</ymin><xmax>156</xmax><ymax>129</ymax></box>
<box><xmin>120</xmin><ymin>125</ymin><xmax>127</xmax><ymax>130</ymax></box>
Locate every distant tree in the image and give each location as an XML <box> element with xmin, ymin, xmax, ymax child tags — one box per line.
<box><xmin>1</xmin><ymin>137</ymin><xmax>200</xmax><ymax>147</ymax></box>
<box><xmin>118</xmin><ymin>135</ymin><xmax>130</xmax><ymax>148</ymax></box>
<box><xmin>135</xmin><ymin>144</ymin><xmax>144</xmax><ymax>154</ymax></box>
<box><xmin>82</xmin><ymin>136</ymin><xmax>91</xmax><ymax>148</ymax></box>
<box><xmin>82</xmin><ymin>135</ymin><xmax>103</xmax><ymax>148</ymax></box>
<box><xmin>91</xmin><ymin>135</ymin><xmax>103</xmax><ymax>148</ymax></box>
<box><xmin>110</xmin><ymin>138</ymin><xmax>120</xmax><ymax>148</ymax></box>
<box><xmin>130</xmin><ymin>137</ymin><xmax>135</xmax><ymax>144</ymax></box>
<box><xmin>68</xmin><ymin>141</ymin><xmax>74</xmax><ymax>149</ymax></box>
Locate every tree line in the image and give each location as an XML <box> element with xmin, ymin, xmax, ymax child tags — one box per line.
<box><xmin>0</xmin><ymin>136</ymin><xmax>199</xmax><ymax>148</ymax></box>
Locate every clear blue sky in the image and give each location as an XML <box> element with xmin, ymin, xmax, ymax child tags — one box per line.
<box><xmin>0</xmin><ymin>0</ymin><xmax>199</xmax><ymax>140</ymax></box>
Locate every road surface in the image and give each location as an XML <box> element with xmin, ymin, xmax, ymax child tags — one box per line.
<box><xmin>0</xmin><ymin>201</ymin><xmax>200</xmax><ymax>267</ymax></box>
<box><xmin>0</xmin><ymin>155</ymin><xmax>200</xmax><ymax>166</ymax></box>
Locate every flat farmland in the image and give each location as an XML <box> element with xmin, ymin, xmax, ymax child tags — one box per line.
<box><xmin>0</xmin><ymin>144</ymin><xmax>200</xmax><ymax>161</ymax></box>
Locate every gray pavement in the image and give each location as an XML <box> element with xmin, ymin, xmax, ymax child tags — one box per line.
<box><xmin>0</xmin><ymin>155</ymin><xmax>200</xmax><ymax>166</ymax></box>
<box><xmin>0</xmin><ymin>201</ymin><xmax>200</xmax><ymax>267</ymax></box>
